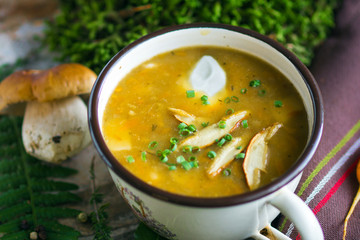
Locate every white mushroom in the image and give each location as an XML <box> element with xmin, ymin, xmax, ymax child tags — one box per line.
<box><xmin>0</xmin><ymin>63</ymin><xmax>97</xmax><ymax>163</ymax></box>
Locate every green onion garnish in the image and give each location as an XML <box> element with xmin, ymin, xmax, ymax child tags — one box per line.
<box><xmin>141</xmin><ymin>151</ymin><xmax>146</xmax><ymax>161</ymax></box>
<box><xmin>186</xmin><ymin>90</ymin><xmax>195</xmax><ymax>98</ymax></box>
<box><xmin>178</xmin><ymin>122</ymin><xmax>188</xmax><ymax>130</ymax></box>
<box><xmin>189</xmin><ymin>156</ymin><xmax>197</xmax><ymax>161</ymax></box>
<box><xmin>222</xmin><ymin>168</ymin><xmax>232</xmax><ymax>176</ymax></box>
<box><xmin>176</xmin><ymin>155</ymin><xmax>186</xmax><ymax>163</ymax></box>
<box><xmin>148</xmin><ymin>141</ymin><xmax>158</xmax><ymax>149</ymax></box>
<box><xmin>179</xmin><ymin>128</ymin><xmax>191</xmax><ymax>136</ymax></box>
<box><xmin>181</xmin><ymin>161</ymin><xmax>192</xmax><ymax>171</ymax></box>
<box><xmin>201</xmin><ymin>122</ymin><xmax>209</xmax><ymax>127</ymax></box>
<box><xmin>126</xmin><ymin>156</ymin><xmax>135</xmax><ymax>163</ymax></box>
<box><xmin>192</xmin><ymin>146</ymin><xmax>200</xmax><ymax>153</ymax></box>
<box><xmin>160</xmin><ymin>155</ymin><xmax>168</xmax><ymax>162</ymax></box>
<box><xmin>182</xmin><ymin>145</ymin><xmax>193</xmax><ymax>153</ymax></box>
<box><xmin>224</xmin><ymin>134</ymin><xmax>233</xmax><ymax>141</ymax></box>
<box><xmin>224</xmin><ymin>97</ymin><xmax>231</xmax><ymax>103</ymax></box>
<box><xmin>241</xmin><ymin>120</ymin><xmax>248</xmax><ymax>128</ymax></box>
<box><xmin>189</xmin><ymin>160</ymin><xmax>199</xmax><ymax>168</ymax></box>
<box><xmin>188</xmin><ymin>124</ymin><xmax>197</xmax><ymax>132</ymax></box>
<box><xmin>207</xmin><ymin>151</ymin><xmax>216</xmax><ymax>158</ymax></box>
<box><xmin>169</xmin><ymin>165</ymin><xmax>177</xmax><ymax>170</ymax></box>
<box><xmin>170</xmin><ymin>137</ymin><xmax>178</xmax><ymax>144</ymax></box>
<box><xmin>201</xmin><ymin>95</ymin><xmax>210</xmax><ymax>105</ymax></box>
<box><xmin>235</xmin><ymin>153</ymin><xmax>245</xmax><ymax>159</ymax></box>
<box><xmin>218</xmin><ymin>120</ymin><xmax>226</xmax><ymax>129</ymax></box>
<box><xmin>226</xmin><ymin>108</ymin><xmax>234</xmax><ymax>115</ymax></box>
<box><xmin>249</xmin><ymin>79</ymin><xmax>261</xmax><ymax>87</ymax></box>
<box><xmin>170</xmin><ymin>143</ymin><xmax>177</xmax><ymax>152</ymax></box>
<box><xmin>162</xmin><ymin>149</ymin><xmax>172</xmax><ymax>156</ymax></box>
<box><xmin>236</xmin><ymin>146</ymin><xmax>243</xmax><ymax>150</ymax></box>
<box><xmin>217</xmin><ymin>138</ymin><xmax>226</xmax><ymax>147</ymax></box>
<box><xmin>274</xmin><ymin>100</ymin><xmax>283</xmax><ymax>107</ymax></box>
<box><xmin>240</xmin><ymin>88</ymin><xmax>247</xmax><ymax>94</ymax></box>
<box><xmin>231</xmin><ymin>96</ymin><xmax>239</xmax><ymax>102</ymax></box>
<box><xmin>201</xmin><ymin>95</ymin><xmax>208</xmax><ymax>101</ymax></box>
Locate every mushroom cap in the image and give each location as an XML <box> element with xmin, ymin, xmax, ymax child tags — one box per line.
<box><xmin>0</xmin><ymin>63</ymin><xmax>97</xmax><ymax>114</ymax></box>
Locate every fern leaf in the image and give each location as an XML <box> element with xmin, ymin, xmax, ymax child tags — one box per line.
<box><xmin>0</xmin><ymin>144</ymin><xmax>19</xmax><ymax>157</ymax></box>
<box><xmin>30</xmin><ymin>179</ymin><xmax>79</xmax><ymax>192</ymax></box>
<box><xmin>0</xmin><ymin>186</ymin><xmax>29</xmax><ymax>207</ymax></box>
<box><xmin>0</xmin><ymin>215</ymin><xmax>33</xmax><ymax>233</ymax></box>
<box><xmin>36</xmin><ymin>207</ymin><xmax>81</xmax><ymax>219</ymax></box>
<box><xmin>33</xmin><ymin>192</ymin><xmax>81</xmax><ymax>206</ymax></box>
<box><xmin>29</xmin><ymin>164</ymin><xmax>78</xmax><ymax>178</ymax></box>
<box><xmin>0</xmin><ymin>230</ymin><xmax>28</xmax><ymax>240</ymax></box>
<box><xmin>37</xmin><ymin>220</ymin><xmax>81</xmax><ymax>237</ymax></box>
<box><xmin>0</xmin><ymin>174</ymin><xmax>26</xmax><ymax>192</ymax></box>
<box><xmin>0</xmin><ymin>158</ymin><xmax>20</xmax><ymax>174</ymax></box>
<box><xmin>0</xmin><ymin>202</ymin><xmax>32</xmax><ymax>222</ymax></box>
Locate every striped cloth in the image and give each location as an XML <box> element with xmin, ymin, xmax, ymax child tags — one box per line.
<box><xmin>277</xmin><ymin>0</ymin><xmax>360</xmax><ymax>239</ymax></box>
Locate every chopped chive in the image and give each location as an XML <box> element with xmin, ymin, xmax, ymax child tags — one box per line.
<box><xmin>176</xmin><ymin>155</ymin><xmax>186</xmax><ymax>163</ymax></box>
<box><xmin>274</xmin><ymin>100</ymin><xmax>283</xmax><ymax>107</ymax></box>
<box><xmin>189</xmin><ymin>160</ymin><xmax>199</xmax><ymax>168</ymax></box>
<box><xmin>186</xmin><ymin>90</ymin><xmax>195</xmax><ymax>98</ymax></box>
<box><xmin>235</xmin><ymin>153</ymin><xmax>246</xmax><ymax>159</ymax></box>
<box><xmin>188</xmin><ymin>124</ymin><xmax>197</xmax><ymax>132</ymax></box>
<box><xmin>222</xmin><ymin>168</ymin><xmax>232</xmax><ymax>176</ymax></box>
<box><xmin>249</xmin><ymin>79</ymin><xmax>261</xmax><ymax>87</ymax></box>
<box><xmin>170</xmin><ymin>143</ymin><xmax>177</xmax><ymax>152</ymax></box>
<box><xmin>217</xmin><ymin>138</ymin><xmax>226</xmax><ymax>147</ymax></box>
<box><xmin>201</xmin><ymin>122</ymin><xmax>209</xmax><ymax>127</ymax></box>
<box><xmin>200</xmin><ymin>95</ymin><xmax>208</xmax><ymax>101</ymax></box>
<box><xmin>178</xmin><ymin>122</ymin><xmax>188</xmax><ymax>130</ymax></box>
<box><xmin>126</xmin><ymin>155</ymin><xmax>135</xmax><ymax>163</ymax></box>
<box><xmin>207</xmin><ymin>151</ymin><xmax>216</xmax><ymax>158</ymax></box>
<box><xmin>148</xmin><ymin>141</ymin><xmax>158</xmax><ymax>149</ymax></box>
<box><xmin>218</xmin><ymin>120</ymin><xmax>226</xmax><ymax>129</ymax></box>
<box><xmin>160</xmin><ymin>155</ymin><xmax>168</xmax><ymax>162</ymax></box>
<box><xmin>241</xmin><ymin>120</ymin><xmax>248</xmax><ymax>128</ymax></box>
<box><xmin>170</xmin><ymin>137</ymin><xmax>178</xmax><ymax>144</ymax></box>
<box><xmin>226</xmin><ymin>108</ymin><xmax>235</xmax><ymax>115</ymax></box>
<box><xmin>168</xmin><ymin>165</ymin><xmax>177</xmax><ymax>170</ymax></box>
<box><xmin>156</xmin><ymin>150</ymin><xmax>162</xmax><ymax>157</ymax></box>
<box><xmin>189</xmin><ymin>156</ymin><xmax>197</xmax><ymax>161</ymax></box>
<box><xmin>179</xmin><ymin>128</ymin><xmax>191</xmax><ymax>136</ymax></box>
<box><xmin>202</xmin><ymin>100</ymin><xmax>210</xmax><ymax>105</ymax></box>
<box><xmin>236</xmin><ymin>146</ymin><xmax>243</xmax><ymax>150</ymax></box>
<box><xmin>224</xmin><ymin>134</ymin><xmax>233</xmax><ymax>141</ymax></box>
<box><xmin>231</xmin><ymin>96</ymin><xmax>239</xmax><ymax>102</ymax></box>
<box><xmin>181</xmin><ymin>161</ymin><xmax>192</xmax><ymax>171</ymax></box>
<box><xmin>224</xmin><ymin>97</ymin><xmax>231</xmax><ymax>103</ymax></box>
<box><xmin>240</xmin><ymin>88</ymin><xmax>247</xmax><ymax>94</ymax></box>
<box><xmin>162</xmin><ymin>149</ymin><xmax>172</xmax><ymax>156</ymax></box>
<box><xmin>141</xmin><ymin>151</ymin><xmax>146</xmax><ymax>161</ymax></box>
<box><xmin>192</xmin><ymin>146</ymin><xmax>200</xmax><ymax>153</ymax></box>
<box><xmin>182</xmin><ymin>145</ymin><xmax>193</xmax><ymax>153</ymax></box>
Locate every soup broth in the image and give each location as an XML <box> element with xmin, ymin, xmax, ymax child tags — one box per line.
<box><xmin>102</xmin><ymin>46</ymin><xmax>308</xmax><ymax>197</ymax></box>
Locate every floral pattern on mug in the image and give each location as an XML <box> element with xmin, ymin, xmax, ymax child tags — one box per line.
<box><xmin>113</xmin><ymin>178</ymin><xmax>177</xmax><ymax>239</ymax></box>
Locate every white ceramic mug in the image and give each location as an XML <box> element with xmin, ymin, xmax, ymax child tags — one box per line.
<box><xmin>89</xmin><ymin>23</ymin><xmax>324</xmax><ymax>240</ymax></box>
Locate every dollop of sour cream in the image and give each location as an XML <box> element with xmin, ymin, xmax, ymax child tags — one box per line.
<box><xmin>190</xmin><ymin>55</ymin><xmax>226</xmax><ymax>97</ymax></box>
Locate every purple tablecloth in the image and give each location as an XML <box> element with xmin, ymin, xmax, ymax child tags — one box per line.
<box><xmin>278</xmin><ymin>0</ymin><xmax>360</xmax><ymax>239</ymax></box>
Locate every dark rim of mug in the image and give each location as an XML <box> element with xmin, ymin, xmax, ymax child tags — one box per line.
<box><xmin>88</xmin><ymin>23</ymin><xmax>324</xmax><ymax>208</ymax></box>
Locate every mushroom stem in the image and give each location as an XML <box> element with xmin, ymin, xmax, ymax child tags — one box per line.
<box><xmin>22</xmin><ymin>96</ymin><xmax>91</xmax><ymax>163</ymax></box>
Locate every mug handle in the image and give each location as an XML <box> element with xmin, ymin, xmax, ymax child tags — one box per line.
<box><xmin>251</xmin><ymin>187</ymin><xmax>324</xmax><ymax>240</ymax></box>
